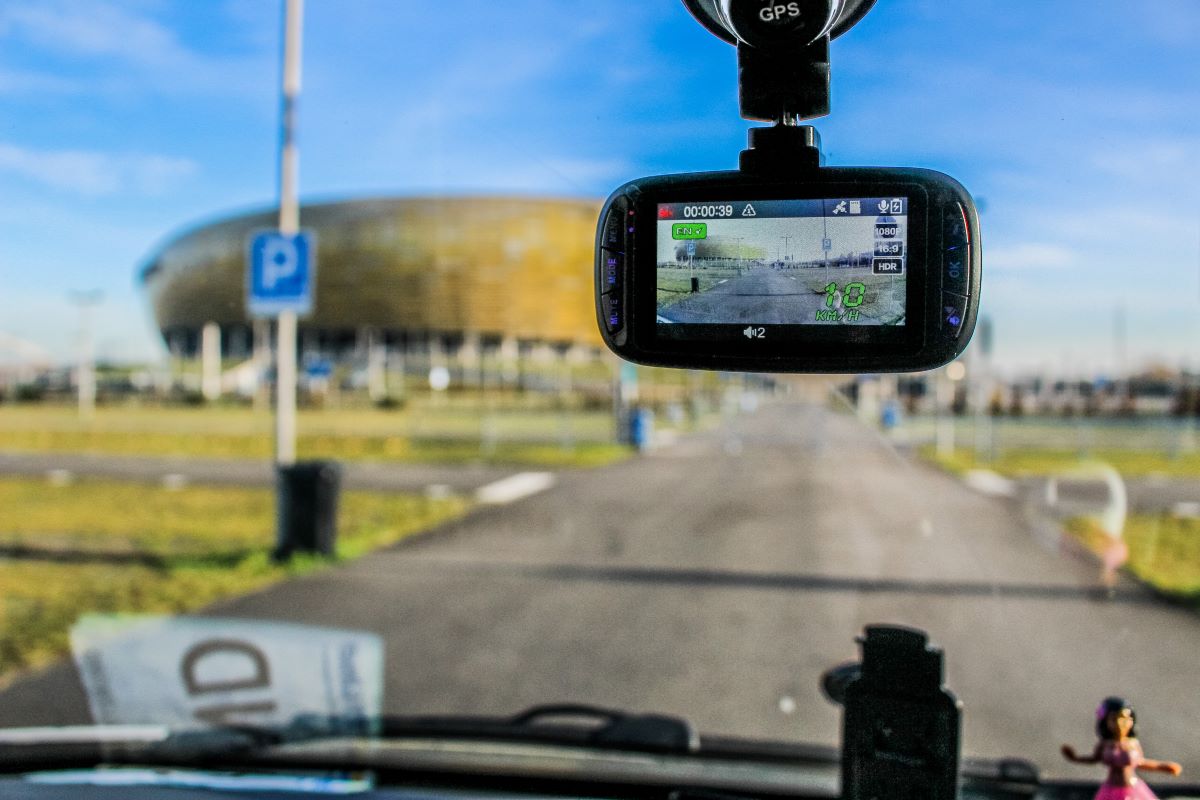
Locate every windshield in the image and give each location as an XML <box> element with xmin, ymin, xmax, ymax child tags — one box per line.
<box><xmin>1</xmin><ymin>0</ymin><xmax>1198</xmax><ymax>785</ymax></box>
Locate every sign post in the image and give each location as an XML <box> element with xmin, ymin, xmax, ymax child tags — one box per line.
<box><xmin>248</xmin><ymin>227</ymin><xmax>314</xmax><ymax>462</ymax></box>
<box><xmin>243</xmin><ymin>0</ymin><xmax>307</xmax><ymax>469</ymax></box>
<box><xmin>246</xmin><ymin>0</ymin><xmax>337</xmax><ymax>562</ymax></box>
<box><xmin>274</xmin><ymin>0</ymin><xmax>304</xmax><ymax>467</ymax></box>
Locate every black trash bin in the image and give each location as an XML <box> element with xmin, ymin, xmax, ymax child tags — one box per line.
<box><xmin>274</xmin><ymin>460</ymin><xmax>341</xmax><ymax>560</ymax></box>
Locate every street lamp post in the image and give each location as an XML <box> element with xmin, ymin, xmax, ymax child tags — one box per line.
<box><xmin>68</xmin><ymin>290</ymin><xmax>103</xmax><ymax>421</ymax></box>
<box><xmin>938</xmin><ymin>361</ymin><xmax>966</xmax><ymax>458</ymax></box>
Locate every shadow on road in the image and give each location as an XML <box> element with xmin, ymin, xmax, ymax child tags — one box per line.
<box><xmin>0</xmin><ymin>543</ymin><xmax>252</xmax><ymax>570</ymax></box>
<box><xmin>407</xmin><ymin>560</ymin><xmax>1154</xmax><ymax>605</ymax></box>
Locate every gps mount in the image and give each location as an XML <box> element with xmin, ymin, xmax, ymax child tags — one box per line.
<box><xmin>681</xmin><ymin>0</ymin><xmax>878</xmax><ymax>123</ymax></box>
<box><xmin>682</xmin><ymin>1</ymin><xmax>878</xmax><ymax>174</ymax></box>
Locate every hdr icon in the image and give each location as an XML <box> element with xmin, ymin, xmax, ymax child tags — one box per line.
<box><xmin>872</xmin><ymin>257</ymin><xmax>905</xmax><ymax>275</ymax></box>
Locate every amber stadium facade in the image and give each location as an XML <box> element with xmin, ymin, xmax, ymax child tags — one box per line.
<box><xmin>138</xmin><ymin>197</ymin><xmax>604</xmax><ymax>359</ymax></box>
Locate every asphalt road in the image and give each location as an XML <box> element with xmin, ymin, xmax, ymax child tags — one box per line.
<box><xmin>3</xmin><ymin>401</ymin><xmax>1198</xmax><ymax>779</ymax></box>
<box><xmin>662</xmin><ymin>271</ymin><xmax>825</xmax><ymax>324</ymax></box>
<box><xmin>1012</xmin><ymin>474</ymin><xmax>1200</xmax><ymax>515</ymax></box>
<box><xmin>0</xmin><ymin>452</ymin><xmax>512</xmax><ymax>494</ymax></box>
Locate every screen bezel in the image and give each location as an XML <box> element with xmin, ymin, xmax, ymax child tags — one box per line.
<box><xmin>629</xmin><ymin>181</ymin><xmax>931</xmax><ymax>361</ymax></box>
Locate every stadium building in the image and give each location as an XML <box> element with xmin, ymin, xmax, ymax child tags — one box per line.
<box><xmin>138</xmin><ymin>197</ymin><xmax>604</xmax><ymax>365</ymax></box>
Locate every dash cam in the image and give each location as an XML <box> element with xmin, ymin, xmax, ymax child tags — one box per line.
<box><xmin>594</xmin><ymin>0</ymin><xmax>982</xmax><ymax>374</ymax></box>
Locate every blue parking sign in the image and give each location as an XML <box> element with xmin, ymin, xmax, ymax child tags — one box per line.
<box><xmin>248</xmin><ymin>230</ymin><xmax>315</xmax><ymax>316</ymax></box>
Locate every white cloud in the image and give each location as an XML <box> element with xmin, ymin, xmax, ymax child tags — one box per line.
<box><xmin>0</xmin><ymin>0</ymin><xmax>273</xmax><ymax>98</ymax></box>
<box><xmin>1136</xmin><ymin>1</ymin><xmax>1200</xmax><ymax>47</ymax></box>
<box><xmin>457</xmin><ymin>156</ymin><xmax>630</xmax><ymax>195</ymax></box>
<box><xmin>1090</xmin><ymin>138</ymin><xmax>1200</xmax><ymax>184</ymax></box>
<box><xmin>0</xmin><ymin>1</ymin><xmax>183</xmax><ymax>66</ymax></box>
<box><xmin>540</xmin><ymin>157</ymin><xmax>630</xmax><ymax>187</ymax></box>
<box><xmin>986</xmin><ymin>243</ymin><xmax>1078</xmax><ymax>272</ymax></box>
<box><xmin>1051</xmin><ymin>206</ymin><xmax>1197</xmax><ymax>243</ymax></box>
<box><xmin>0</xmin><ymin>142</ymin><xmax>197</xmax><ymax>196</ymax></box>
<box><xmin>0</xmin><ymin>288</ymin><xmax>163</xmax><ymax>366</ymax></box>
<box><xmin>0</xmin><ymin>67</ymin><xmax>79</xmax><ymax>95</ymax></box>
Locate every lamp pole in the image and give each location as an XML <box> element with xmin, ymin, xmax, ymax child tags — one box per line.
<box><xmin>68</xmin><ymin>290</ymin><xmax>103</xmax><ymax>421</ymax></box>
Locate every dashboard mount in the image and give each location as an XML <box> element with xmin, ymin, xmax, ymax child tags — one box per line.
<box><xmin>835</xmin><ymin>625</ymin><xmax>962</xmax><ymax>800</ymax></box>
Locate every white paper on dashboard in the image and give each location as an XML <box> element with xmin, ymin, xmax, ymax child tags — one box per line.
<box><xmin>70</xmin><ymin>615</ymin><xmax>383</xmax><ymax>731</ymax></box>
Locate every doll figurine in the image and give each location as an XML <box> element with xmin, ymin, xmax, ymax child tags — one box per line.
<box><xmin>1062</xmin><ymin>697</ymin><xmax>1182</xmax><ymax>800</ymax></box>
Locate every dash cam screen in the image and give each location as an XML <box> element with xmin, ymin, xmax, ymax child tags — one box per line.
<box><xmin>655</xmin><ymin>198</ymin><xmax>908</xmax><ymax>340</ymax></box>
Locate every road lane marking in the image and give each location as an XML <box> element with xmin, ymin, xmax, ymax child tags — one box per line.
<box><xmin>656</xmin><ymin>430</ymin><xmax>679</xmax><ymax>446</ymax></box>
<box><xmin>46</xmin><ymin>469</ymin><xmax>73</xmax><ymax>486</ymax></box>
<box><xmin>476</xmin><ymin>472</ymin><xmax>556</xmax><ymax>505</ymax></box>
<box><xmin>963</xmin><ymin>469</ymin><xmax>1016</xmax><ymax>498</ymax></box>
<box><xmin>162</xmin><ymin>473</ymin><xmax>187</xmax><ymax>490</ymax></box>
<box><xmin>1172</xmin><ymin>501</ymin><xmax>1200</xmax><ymax>519</ymax></box>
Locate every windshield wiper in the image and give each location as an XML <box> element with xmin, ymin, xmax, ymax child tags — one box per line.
<box><xmin>377</xmin><ymin>703</ymin><xmax>700</xmax><ymax>755</ymax></box>
<box><xmin>342</xmin><ymin>704</ymin><xmax>840</xmax><ymax>765</ymax></box>
<box><xmin>0</xmin><ymin>704</ymin><xmax>700</xmax><ymax>771</ymax></box>
<box><xmin>0</xmin><ymin>724</ymin><xmax>273</xmax><ymax>773</ymax></box>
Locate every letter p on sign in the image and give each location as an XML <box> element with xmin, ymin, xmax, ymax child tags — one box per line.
<box><xmin>262</xmin><ymin>237</ymin><xmax>299</xmax><ymax>290</ymax></box>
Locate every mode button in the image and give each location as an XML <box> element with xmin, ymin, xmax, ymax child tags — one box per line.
<box><xmin>601</xmin><ymin>249</ymin><xmax>624</xmax><ymax>293</ymax></box>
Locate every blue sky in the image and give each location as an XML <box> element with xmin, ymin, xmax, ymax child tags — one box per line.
<box><xmin>0</xmin><ymin>0</ymin><xmax>1197</xmax><ymax>375</ymax></box>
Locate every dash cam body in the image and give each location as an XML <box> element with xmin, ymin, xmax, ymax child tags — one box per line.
<box><xmin>594</xmin><ymin>0</ymin><xmax>982</xmax><ymax>374</ymax></box>
<box><xmin>596</xmin><ymin>163</ymin><xmax>980</xmax><ymax>373</ymax></box>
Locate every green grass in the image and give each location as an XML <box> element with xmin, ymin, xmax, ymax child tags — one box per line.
<box><xmin>0</xmin><ymin>428</ymin><xmax>629</xmax><ymax>468</ymax></box>
<box><xmin>656</xmin><ymin>265</ymin><xmax>743</xmax><ymax>310</ymax></box>
<box><xmin>904</xmin><ymin>417</ymin><xmax>1198</xmax><ymax>457</ymax></box>
<box><xmin>0</xmin><ymin>478</ymin><xmax>470</xmax><ymax>683</ymax></box>
<box><xmin>1065</xmin><ymin>514</ymin><xmax>1200</xmax><ymax>606</ymax></box>
<box><xmin>0</xmin><ymin>403</ymin><xmax>633</xmax><ymax>467</ymax></box>
<box><xmin>920</xmin><ymin>446</ymin><xmax>1200</xmax><ymax>478</ymax></box>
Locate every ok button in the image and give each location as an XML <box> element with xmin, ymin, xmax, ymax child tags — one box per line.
<box><xmin>943</xmin><ymin>203</ymin><xmax>971</xmax><ymax>294</ymax></box>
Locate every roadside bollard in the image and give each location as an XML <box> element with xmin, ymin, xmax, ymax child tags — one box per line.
<box><xmin>274</xmin><ymin>460</ymin><xmax>341</xmax><ymax>560</ymax></box>
<box><xmin>630</xmin><ymin>408</ymin><xmax>654</xmax><ymax>453</ymax></box>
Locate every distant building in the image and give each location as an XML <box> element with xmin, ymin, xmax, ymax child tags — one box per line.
<box><xmin>137</xmin><ymin>196</ymin><xmax>604</xmax><ymax>360</ymax></box>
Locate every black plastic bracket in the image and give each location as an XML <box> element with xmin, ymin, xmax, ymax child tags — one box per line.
<box><xmin>737</xmin><ymin>37</ymin><xmax>830</xmax><ymax>123</ymax></box>
<box><xmin>738</xmin><ymin>123</ymin><xmax>825</xmax><ymax>174</ymax></box>
<box><xmin>840</xmin><ymin>626</ymin><xmax>962</xmax><ymax>800</ymax></box>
